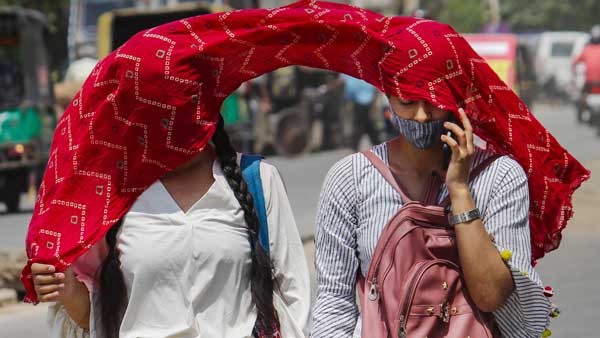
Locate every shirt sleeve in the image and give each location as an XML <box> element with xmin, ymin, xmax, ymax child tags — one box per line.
<box><xmin>482</xmin><ymin>156</ymin><xmax>551</xmax><ymax>338</ymax></box>
<box><xmin>47</xmin><ymin>285</ymin><xmax>96</xmax><ymax>338</ymax></box>
<box><xmin>261</xmin><ymin>162</ymin><xmax>311</xmax><ymax>337</ymax></box>
<box><xmin>48</xmin><ymin>237</ymin><xmax>106</xmax><ymax>338</ymax></box>
<box><xmin>47</xmin><ymin>302</ymin><xmax>90</xmax><ymax>338</ymax></box>
<box><xmin>311</xmin><ymin>156</ymin><xmax>360</xmax><ymax>338</ymax></box>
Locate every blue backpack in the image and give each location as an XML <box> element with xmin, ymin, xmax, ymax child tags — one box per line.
<box><xmin>240</xmin><ymin>154</ymin><xmax>270</xmax><ymax>254</ymax></box>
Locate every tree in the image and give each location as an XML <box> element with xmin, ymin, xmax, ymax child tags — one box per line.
<box><xmin>423</xmin><ymin>0</ymin><xmax>599</xmax><ymax>33</ymax></box>
<box><xmin>501</xmin><ymin>0</ymin><xmax>600</xmax><ymax>32</ymax></box>
<box><xmin>429</xmin><ymin>0</ymin><xmax>487</xmax><ymax>33</ymax></box>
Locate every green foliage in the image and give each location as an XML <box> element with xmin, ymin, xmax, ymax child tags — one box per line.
<box><xmin>433</xmin><ymin>0</ymin><xmax>487</xmax><ymax>33</ymax></box>
<box><xmin>501</xmin><ymin>0</ymin><xmax>600</xmax><ymax>31</ymax></box>
<box><xmin>421</xmin><ymin>0</ymin><xmax>599</xmax><ymax>33</ymax></box>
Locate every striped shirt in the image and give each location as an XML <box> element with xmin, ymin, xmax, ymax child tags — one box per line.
<box><xmin>311</xmin><ymin>143</ymin><xmax>551</xmax><ymax>338</ymax></box>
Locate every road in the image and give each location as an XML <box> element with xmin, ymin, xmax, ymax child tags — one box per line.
<box><xmin>1</xmin><ymin>102</ymin><xmax>599</xmax><ymax>337</ymax></box>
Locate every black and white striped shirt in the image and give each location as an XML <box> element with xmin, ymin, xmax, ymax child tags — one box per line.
<box><xmin>311</xmin><ymin>143</ymin><xmax>551</xmax><ymax>338</ymax></box>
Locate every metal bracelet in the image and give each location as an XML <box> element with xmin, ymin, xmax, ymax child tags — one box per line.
<box><xmin>448</xmin><ymin>207</ymin><xmax>481</xmax><ymax>226</ymax></box>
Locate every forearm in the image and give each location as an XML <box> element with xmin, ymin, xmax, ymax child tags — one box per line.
<box><xmin>450</xmin><ymin>188</ymin><xmax>514</xmax><ymax>312</ymax></box>
<box><xmin>58</xmin><ymin>280</ymin><xmax>91</xmax><ymax>330</ymax></box>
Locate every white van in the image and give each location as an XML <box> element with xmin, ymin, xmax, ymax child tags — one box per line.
<box><xmin>534</xmin><ymin>31</ymin><xmax>589</xmax><ymax>94</ymax></box>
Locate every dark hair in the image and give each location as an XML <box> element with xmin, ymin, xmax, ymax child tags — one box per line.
<box><xmin>97</xmin><ymin>218</ymin><xmax>126</xmax><ymax>338</ymax></box>
<box><xmin>211</xmin><ymin>117</ymin><xmax>278</xmax><ymax>333</ymax></box>
<box><xmin>97</xmin><ymin>117</ymin><xmax>277</xmax><ymax>337</ymax></box>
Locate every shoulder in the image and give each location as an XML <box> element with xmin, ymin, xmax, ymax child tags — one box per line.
<box><xmin>258</xmin><ymin>159</ymin><xmax>286</xmax><ymax>193</ymax></box>
<box><xmin>235</xmin><ymin>154</ymin><xmax>285</xmax><ymax>199</ymax></box>
<box><xmin>327</xmin><ymin>153</ymin><xmax>355</xmax><ymax>178</ymax></box>
<box><xmin>329</xmin><ymin>143</ymin><xmax>387</xmax><ymax>173</ymax></box>
<box><xmin>237</xmin><ymin>153</ymin><xmax>280</xmax><ymax>179</ymax></box>
<box><xmin>317</xmin><ymin>152</ymin><xmax>363</xmax><ymax>203</ymax></box>
<box><xmin>257</xmin><ymin>158</ymin><xmax>279</xmax><ymax>177</ymax></box>
<box><xmin>472</xmin><ymin>148</ymin><xmax>527</xmax><ymax>186</ymax></box>
<box><xmin>325</xmin><ymin>143</ymin><xmax>390</xmax><ymax>183</ymax></box>
<box><xmin>320</xmin><ymin>143</ymin><xmax>388</xmax><ymax>196</ymax></box>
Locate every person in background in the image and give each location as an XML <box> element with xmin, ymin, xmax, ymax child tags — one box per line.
<box><xmin>251</xmin><ymin>67</ymin><xmax>301</xmax><ymax>154</ymax></box>
<box><xmin>341</xmin><ymin>73</ymin><xmax>382</xmax><ymax>151</ymax></box>
<box><xmin>573</xmin><ymin>25</ymin><xmax>600</xmax><ymax>121</ymax></box>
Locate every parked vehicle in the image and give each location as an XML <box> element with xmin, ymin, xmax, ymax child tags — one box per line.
<box><xmin>68</xmin><ymin>0</ymin><xmax>231</xmax><ymax>62</ymax></box>
<box><xmin>0</xmin><ymin>8</ymin><xmax>56</xmax><ymax>212</ymax></box>
<box><xmin>534</xmin><ymin>31</ymin><xmax>589</xmax><ymax>99</ymax></box>
<box><xmin>269</xmin><ymin>67</ymin><xmax>347</xmax><ymax>156</ymax></box>
<box><xmin>272</xmin><ymin>86</ymin><xmax>333</xmax><ymax>155</ymax></box>
<box><xmin>580</xmin><ymin>82</ymin><xmax>600</xmax><ymax>135</ymax></box>
<box><xmin>245</xmin><ymin>66</ymin><xmax>348</xmax><ymax>156</ymax></box>
<box><xmin>96</xmin><ymin>2</ymin><xmax>227</xmax><ymax>58</ymax></box>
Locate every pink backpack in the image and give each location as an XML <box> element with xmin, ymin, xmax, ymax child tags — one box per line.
<box><xmin>357</xmin><ymin>151</ymin><xmax>501</xmax><ymax>338</ymax></box>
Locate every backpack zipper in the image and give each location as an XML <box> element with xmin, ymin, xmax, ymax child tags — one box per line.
<box><xmin>397</xmin><ymin>259</ymin><xmax>458</xmax><ymax>338</ymax></box>
<box><xmin>368</xmin><ymin>277</ymin><xmax>378</xmax><ymax>301</ymax></box>
<box><xmin>398</xmin><ymin>315</ymin><xmax>407</xmax><ymax>338</ymax></box>
<box><xmin>397</xmin><ymin>261</ymin><xmax>429</xmax><ymax>338</ymax></box>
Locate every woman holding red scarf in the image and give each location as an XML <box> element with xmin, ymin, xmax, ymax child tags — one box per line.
<box><xmin>31</xmin><ymin>117</ymin><xmax>310</xmax><ymax>338</ymax></box>
<box><xmin>21</xmin><ymin>2</ymin><xmax>588</xmax><ymax>338</ymax></box>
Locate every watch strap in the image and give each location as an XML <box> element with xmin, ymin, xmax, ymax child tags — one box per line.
<box><xmin>448</xmin><ymin>207</ymin><xmax>481</xmax><ymax>226</ymax></box>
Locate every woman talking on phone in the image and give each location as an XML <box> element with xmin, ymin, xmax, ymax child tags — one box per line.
<box><xmin>306</xmin><ymin>3</ymin><xmax>591</xmax><ymax>337</ymax></box>
<box><xmin>311</xmin><ymin>94</ymin><xmax>552</xmax><ymax>337</ymax></box>
<box><xmin>21</xmin><ymin>2</ymin><xmax>587</xmax><ymax>338</ymax></box>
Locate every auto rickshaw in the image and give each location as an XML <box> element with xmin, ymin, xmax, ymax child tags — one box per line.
<box><xmin>96</xmin><ymin>2</ymin><xmax>229</xmax><ymax>58</ymax></box>
<box><xmin>0</xmin><ymin>7</ymin><xmax>55</xmax><ymax>213</ymax></box>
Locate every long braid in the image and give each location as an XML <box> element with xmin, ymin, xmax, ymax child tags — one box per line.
<box><xmin>211</xmin><ymin>117</ymin><xmax>278</xmax><ymax>333</ymax></box>
<box><xmin>98</xmin><ymin>219</ymin><xmax>127</xmax><ymax>338</ymax></box>
<box><xmin>94</xmin><ymin>118</ymin><xmax>277</xmax><ymax>336</ymax></box>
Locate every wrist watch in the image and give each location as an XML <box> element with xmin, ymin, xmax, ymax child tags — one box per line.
<box><xmin>448</xmin><ymin>207</ymin><xmax>481</xmax><ymax>226</ymax></box>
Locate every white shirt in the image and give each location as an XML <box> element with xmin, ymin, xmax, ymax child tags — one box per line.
<box><xmin>48</xmin><ymin>156</ymin><xmax>311</xmax><ymax>338</ymax></box>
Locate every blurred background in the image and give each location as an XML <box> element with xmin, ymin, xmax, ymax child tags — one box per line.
<box><xmin>0</xmin><ymin>0</ymin><xmax>598</xmax><ymax>337</ymax></box>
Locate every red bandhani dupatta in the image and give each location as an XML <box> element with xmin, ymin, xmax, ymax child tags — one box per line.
<box><xmin>22</xmin><ymin>0</ymin><xmax>589</xmax><ymax>303</ymax></box>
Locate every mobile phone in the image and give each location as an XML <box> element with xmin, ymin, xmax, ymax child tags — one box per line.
<box><xmin>442</xmin><ymin>115</ymin><xmax>458</xmax><ymax>171</ymax></box>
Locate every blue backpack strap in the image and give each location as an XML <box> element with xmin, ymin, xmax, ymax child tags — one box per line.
<box><xmin>241</xmin><ymin>154</ymin><xmax>270</xmax><ymax>254</ymax></box>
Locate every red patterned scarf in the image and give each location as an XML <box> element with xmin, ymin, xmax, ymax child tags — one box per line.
<box><xmin>22</xmin><ymin>0</ymin><xmax>589</xmax><ymax>303</ymax></box>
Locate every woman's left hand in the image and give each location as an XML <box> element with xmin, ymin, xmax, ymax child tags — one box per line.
<box><xmin>441</xmin><ymin>108</ymin><xmax>475</xmax><ymax>196</ymax></box>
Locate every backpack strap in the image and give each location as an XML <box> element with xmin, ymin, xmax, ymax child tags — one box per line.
<box><xmin>439</xmin><ymin>153</ymin><xmax>504</xmax><ymax>208</ymax></box>
<box><xmin>362</xmin><ymin>150</ymin><xmax>412</xmax><ymax>203</ymax></box>
<box><xmin>241</xmin><ymin>154</ymin><xmax>270</xmax><ymax>254</ymax></box>
<box><xmin>363</xmin><ymin>150</ymin><xmax>503</xmax><ymax>208</ymax></box>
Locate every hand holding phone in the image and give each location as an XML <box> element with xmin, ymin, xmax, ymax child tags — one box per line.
<box><xmin>441</xmin><ymin>108</ymin><xmax>477</xmax><ymax>195</ymax></box>
<box><xmin>442</xmin><ymin>115</ymin><xmax>458</xmax><ymax>170</ymax></box>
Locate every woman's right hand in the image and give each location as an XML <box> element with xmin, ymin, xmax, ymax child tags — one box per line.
<box><xmin>32</xmin><ymin>263</ymin><xmax>77</xmax><ymax>303</ymax></box>
<box><xmin>32</xmin><ymin>263</ymin><xmax>91</xmax><ymax>329</ymax></box>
